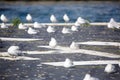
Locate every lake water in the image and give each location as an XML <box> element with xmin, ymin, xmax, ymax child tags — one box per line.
<box><xmin>0</xmin><ymin>1</ymin><xmax>120</xmax><ymax>80</ymax></box>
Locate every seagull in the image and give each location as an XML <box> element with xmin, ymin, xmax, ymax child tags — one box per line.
<box><xmin>1</xmin><ymin>23</ymin><xmax>8</xmax><ymax>28</ymax></box>
<box><xmin>33</xmin><ymin>22</ymin><xmax>42</xmax><ymax>28</ymax></box>
<box><xmin>63</xmin><ymin>14</ymin><xmax>70</xmax><ymax>22</ymax></box>
<box><xmin>27</xmin><ymin>27</ymin><xmax>39</xmax><ymax>35</ymax></box>
<box><xmin>62</xmin><ymin>27</ymin><xmax>72</xmax><ymax>34</ymax></box>
<box><xmin>49</xmin><ymin>37</ymin><xmax>57</xmax><ymax>48</ymax></box>
<box><xmin>7</xmin><ymin>46</ymin><xmax>22</xmax><ymax>57</ymax></box>
<box><xmin>63</xmin><ymin>58</ymin><xmax>74</xmax><ymax>68</ymax></box>
<box><xmin>18</xmin><ymin>23</ymin><xmax>27</xmax><ymax>29</ymax></box>
<box><xmin>77</xmin><ymin>17</ymin><xmax>88</xmax><ymax>24</ymax></box>
<box><xmin>83</xmin><ymin>74</ymin><xmax>99</xmax><ymax>80</ymax></box>
<box><xmin>0</xmin><ymin>14</ymin><xmax>8</xmax><ymax>22</ymax></box>
<box><xmin>104</xmin><ymin>64</ymin><xmax>116</xmax><ymax>74</ymax></box>
<box><xmin>70</xmin><ymin>41</ymin><xmax>79</xmax><ymax>49</ymax></box>
<box><xmin>71</xmin><ymin>25</ymin><xmax>78</xmax><ymax>31</ymax></box>
<box><xmin>107</xmin><ymin>18</ymin><xmax>120</xmax><ymax>29</ymax></box>
<box><xmin>26</xmin><ymin>14</ymin><xmax>32</xmax><ymax>22</ymax></box>
<box><xmin>50</xmin><ymin>14</ymin><xmax>57</xmax><ymax>23</ymax></box>
<box><xmin>47</xmin><ymin>26</ymin><xmax>56</xmax><ymax>33</ymax></box>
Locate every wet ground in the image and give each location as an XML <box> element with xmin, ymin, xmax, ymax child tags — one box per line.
<box><xmin>0</xmin><ymin>1</ymin><xmax>120</xmax><ymax>80</ymax></box>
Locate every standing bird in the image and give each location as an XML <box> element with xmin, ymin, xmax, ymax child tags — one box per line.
<box><xmin>47</xmin><ymin>26</ymin><xmax>56</xmax><ymax>33</ymax></box>
<box><xmin>26</xmin><ymin>14</ymin><xmax>32</xmax><ymax>22</ymax></box>
<box><xmin>49</xmin><ymin>37</ymin><xmax>57</xmax><ymax>48</ymax></box>
<box><xmin>104</xmin><ymin>64</ymin><xmax>116</xmax><ymax>74</ymax></box>
<box><xmin>50</xmin><ymin>14</ymin><xmax>57</xmax><ymax>23</ymax></box>
<box><xmin>63</xmin><ymin>14</ymin><xmax>70</xmax><ymax>22</ymax></box>
<box><xmin>0</xmin><ymin>14</ymin><xmax>8</xmax><ymax>22</ymax></box>
<box><xmin>83</xmin><ymin>74</ymin><xmax>99</xmax><ymax>80</ymax></box>
<box><xmin>64</xmin><ymin>58</ymin><xmax>74</xmax><ymax>68</ymax></box>
<box><xmin>7</xmin><ymin>46</ymin><xmax>22</xmax><ymax>57</ymax></box>
<box><xmin>70</xmin><ymin>41</ymin><xmax>79</xmax><ymax>49</ymax></box>
<box><xmin>107</xmin><ymin>18</ymin><xmax>120</xmax><ymax>29</ymax></box>
<box><xmin>1</xmin><ymin>23</ymin><xmax>8</xmax><ymax>28</ymax></box>
<box><xmin>27</xmin><ymin>27</ymin><xmax>39</xmax><ymax>35</ymax></box>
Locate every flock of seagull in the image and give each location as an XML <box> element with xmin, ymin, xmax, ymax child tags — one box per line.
<box><xmin>0</xmin><ymin>13</ymin><xmax>120</xmax><ymax>80</ymax></box>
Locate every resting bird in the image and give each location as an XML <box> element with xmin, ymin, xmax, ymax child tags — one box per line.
<box><xmin>0</xmin><ymin>14</ymin><xmax>8</xmax><ymax>22</ymax></box>
<box><xmin>26</xmin><ymin>14</ymin><xmax>32</xmax><ymax>22</ymax></box>
<box><xmin>62</xmin><ymin>27</ymin><xmax>72</xmax><ymax>34</ymax></box>
<box><xmin>50</xmin><ymin>14</ymin><xmax>57</xmax><ymax>23</ymax></box>
<box><xmin>71</xmin><ymin>25</ymin><xmax>78</xmax><ymax>31</ymax></box>
<box><xmin>49</xmin><ymin>37</ymin><xmax>57</xmax><ymax>48</ymax></box>
<box><xmin>27</xmin><ymin>27</ymin><xmax>39</xmax><ymax>35</ymax></box>
<box><xmin>18</xmin><ymin>23</ymin><xmax>27</xmax><ymax>29</ymax></box>
<box><xmin>70</xmin><ymin>41</ymin><xmax>79</xmax><ymax>49</ymax></box>
<box><xmin>104</xmin><ymin>64</ymin><xmax>116</xmax><ymax>74</ymax></box>
<box><xmin>33</xmin><ymin>22</ymin><xmax>42</xmax><ymax>28</ymax></box>
<box><xmin>1</xmin><ymin>23</ymin><xmax>8</xmax><ymax>28</ymax></box>
<box><xmin>83</xmin><ymin>74</ymin><xmax>99</xmax><ymax>80</ymax></box>
<box><xmin>7</xmin><ymin>46</ymin><xmax>22</xmax><ymax>57</ymax></box>
<box><xmin>107</xmin><ymin>18</ymin><xmax>120</xmax><ymax>29</ymax></box>
<box><xmin>63</xmin><ymin>14</ymin><xmax>70</xmax><ymax>22</ymax></box>
<box><xmin>77</xmin><ymin>17</ymin><xmax>88</xmax><ymax>24</ymax></box>
<box><xmin>63</xmin><ymin>58</ymin><xmax>74</xmax><ymax>68</ymax></box>
<box><xmin>47</xmin><ymin>26</ymin><xmax>56</xmax><ymax>33</ymax></box>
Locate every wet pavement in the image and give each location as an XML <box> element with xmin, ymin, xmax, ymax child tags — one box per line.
<box><xmin>0</xmin><ymin>1</ymin><xmax>120</xmax><ymax>80</ymax></box>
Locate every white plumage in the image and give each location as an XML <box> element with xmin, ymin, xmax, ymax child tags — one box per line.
<box><xmin>63</xmin><ymin>14</ymin><xmax>70</xmax><ymax>22</ymax></box>
<box><xmin>18</xmin><ymin>23</ymin><xmax>27</xmax><ymax>29</ymax></box>
<box><xmin>104</xmin><ymin>64</ymin><xmax>116</xmax><ymax>74</ymax></box>
<box><xmin>83</xmin><ymin>74</ymin><xmax>99</xmax><ymax>80</ymax></box>
<box><xmin>63</xmin><ymin>58</ymin><xmax>74</xmax><ymax>68</ymax></box>
<box><xmin>1</xmin><ymin>23</ymin><xmax>8</xmax><ymax>28</ymax></box>
<box><xmin>77</xmin><ymin>17</ymin><xmax>87</xmax><ymax>24</ymax></box>
<box><xmin>7</xmin><ymin>46</ymin><xmax>22</xmax><ymax>56</ymax></box>
<box><xmin>107</xmin><ymin>18</ymin><xmax>120</xmax><ymax>29</ymax></box>
<box><xmin>0</xmin><ymin>14</ymin><xmax>8</xmax><ymax>22</ymax></box>
<box><xmin>71</xmin><ymin>25</ymin><xmax>78</xmax><ymax>31</ymax></box>
<box><xmin>62</xmin><ymin>27</ymin><xmax>72</xmax><ymax>34</ymax></box>
<box><xmin>47</xmin><ymin>26</ymin><xmax>56</xmax><ymax>33</ymax></box>
<box><xmin>49</xmin><ymin>37</ymin><xmax>57</xmax><ymax>48</ymax></box>
<box><xmin>27</xmin><ymin>27</ymin><xmax>38</xmax><ymax>35</ymax></box>
<box><xmin>50</xmin><ymin>14</ymin><xmax>57</xmax><ymax>23</ymax></box>
<box><xmin>70</xmin><ymin>41</ymin><xmax>79</xmax><ymax>49</ymax></box>
<box><xmin>33</xmin><ymin>22</ymin><xmax>42</xmax><ymax>28</ymax></box>
<box><xmin>26</xmin><ymin>14</ymin><xmax>32</xmax><ymax>22</ymax></box>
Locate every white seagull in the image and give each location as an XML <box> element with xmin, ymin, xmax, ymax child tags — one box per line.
<box><xmin>18</xmin><ymin>23</ymin><xmax>27</xmax><ymax>29</ymax></box>
<box><xmin>70</xmin><ymin>41</ymin><xmax>79</xmax><ymax>49</ymax></box>
<box><xmin>26</xmin><ymin>14</ymin><xmax>32</xmax><ymax>22</ymax></box>
<box><xmin>83</xmin><ymin>74</ymin><xmax>99</xmax><ymax>80</ymax></box>
<box><xmin>63</xmin><ymin>14</ymin><xmax>70</xmax><ymax>22</ymax></box>
<box><xmin>7</xmin><ymin>46</ymin><xmax>22</xmax><ymax>57</ymax></box>
<box><xmin>49</xmin><ymin>37</ymin><xmax>57</xmax><ymax>48</ymax></box>
<box><xmin>71</xmin><ymin>25</ymin><xmax>78</xmax><ymax>31</ymax></box>
<box><xmin>33</xmin><ymin>22</ymin><xmax>42</xmax><ymax>28</ymax></box>
<box><xmin>0</xmin><ymin>14</ymin><xmax>8</xmax><ymax>22</ymax></box>
<box><xmin>47</xmin><ymin>26</ymin><xmax>56</xmax><ymax>33</ymax></box>
<box><xmin>77</xmin><ymin>17</ymin><xmax>88</xmax><ymax>24</ymax></box>
<box><xmin>27</xmin><ymin>27</ymin><xmax>39</xmax><ymax>35</ymax></box>
<box><xmin>64</xmin><ymin>58</ymin><xmax>74</xmax><ymax>68</ymax></box>
<box><xmin>1</xmin><ymin>23</ymin><xmax>8</xmax><ymax>28</ymax></box>
<box><xmin>104</xmin><ymin>64</ymin><xmax>116</xmax><ymax>74</ymax></box>
<box><xmin>107</xmin><ymin>18</ymin><xmax>120</xmax><ymax>29</ymax></box>
<box><xmin>50</xmin><ymin>14</ymin><xmax>57</xmax><ymax>23</ymax></box>
<box><xmin>62</xmin><ymin>27</ymin><xmax>72</xmax><ymax>34</ymax></box>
